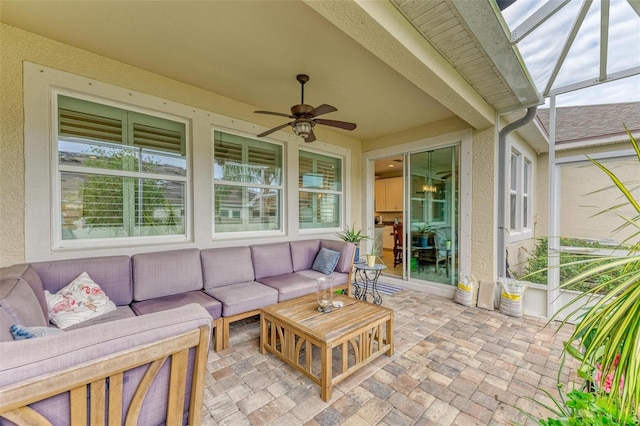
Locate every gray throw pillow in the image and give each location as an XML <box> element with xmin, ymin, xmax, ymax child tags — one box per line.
<box><xmin>312</xmin><ymin>248</ymin><xmax>341</xmax><ymax>275</ymax></box>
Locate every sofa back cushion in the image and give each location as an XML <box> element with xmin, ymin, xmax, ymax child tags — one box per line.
<box><xmin>320</xmin><ymin>240</ymin><xmax>355</xmax><ymax>273</ymax></box>
<box><xmin>31</xmin><ymin>256</ymin><xmax>132</xmax><ymax>306</ymax></box>
<box><xmin>251</xmin><ymin>242</ymin><xmax>293</xmax><ymax>280</ymax></box>
<box><xmin>132</xmin><ymin>249</ymin><xmax>203</xmax><ymax>301</ymax></box>
<box><xmin>0</xmin><ymin>277</ymin><xmax>48</xmax><ymax>340</ymax></box>
<box><xmin>290</xmin><ymin>239</ymin><xmax>321</xmax><ymax>272</ymax></box>
<box><xmin>201</xmin><ymin>247</ymin><xmax>255</xmax><ymax>289</ymax></box>
<box><xmin>0</xmin><ymin>263</ymin><xmax>48</xmax><ymax>320</ymax></box>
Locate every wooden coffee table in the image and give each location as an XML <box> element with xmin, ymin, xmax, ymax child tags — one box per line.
<box><xmin>260</xmin><ymin>293</ymin><xmax>394</xmax><ymax>401</ymax></box>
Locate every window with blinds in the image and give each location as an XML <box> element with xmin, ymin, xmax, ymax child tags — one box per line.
<box><xmin>299</xmin><ymin>150</ymin><xmax>342</xmax><ymax>229</ymax></box>
<box><xmin>213</xmin><ymin>131</ymin><xmax>282</xmax><ymax>233</ymax></box>
<box><xmin>57</xmin><ymin>94</ymin><xmax>187</xmax><ymax>243</ymax></box>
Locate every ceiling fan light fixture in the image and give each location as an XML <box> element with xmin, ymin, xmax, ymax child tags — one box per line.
<box><xmin>293</xmin><ymin>119</ymin><xmax>313</xmax><ymax>139</ymax></box>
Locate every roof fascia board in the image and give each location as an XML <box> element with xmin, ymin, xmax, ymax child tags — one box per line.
<box><xmin>303</xmin><ymin>0</ymin><xmax>495</xmax><ymax>129</ymax></box>
<box><xmin>450</xmin><ymin>0</ymin><xmax>543</xmax><ymax>107</ymax></box>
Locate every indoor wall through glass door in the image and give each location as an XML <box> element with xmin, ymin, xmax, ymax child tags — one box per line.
<box><xmin>407</xmin><ymin>146</ymin><xmax>459</xmax><ymax>285</ymax></box>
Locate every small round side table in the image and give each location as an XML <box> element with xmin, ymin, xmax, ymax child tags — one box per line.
<box><xmin>353</xmin><ymin>263</ymin><xmax>386</xmax><ymax>305</ymax></box>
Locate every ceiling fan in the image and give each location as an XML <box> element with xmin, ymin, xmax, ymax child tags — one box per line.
<box><xmin>254</xmin><ymin>74</ymin><xmax>357</xmax><ymax>143</ymax></box>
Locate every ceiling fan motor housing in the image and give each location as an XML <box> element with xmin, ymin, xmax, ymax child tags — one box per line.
<box><xmin>291</xmin><ymin>104</ymin><xmax>314</xmax><ymax>117</ymax></box>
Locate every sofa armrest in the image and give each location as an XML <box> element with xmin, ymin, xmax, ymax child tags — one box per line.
<box><xmin>0</xmin><ymin>303</ymin><xmax>211</xmax><ymax>386</ymax></box>
<box><xmin>0</xmin><ymin>304</ymin><xmax>212</xmax><ymax>425</ymax></box>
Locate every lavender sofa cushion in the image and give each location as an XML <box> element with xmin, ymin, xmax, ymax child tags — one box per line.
<box><xmin>295</xmin><ymin>270</ymin><xmax>350</xmax><ymax>286</ymax></box>
<box><xmin>0</xmin><ymin>278</ymin><xmax>48</xmax><ymax>340</ymax></box>
<box><xmin>257</xmin><ymin>273</ymin><xmax>317</xmax><ymax>302</ymax></box>
<box><xmin>64</xmin><ymin>306</ymin><xmax>136</xmax><ymax>331</ymax></box>
<box><xmin>0</xmin><ymin>304</ymin><xmax>212</xmax><ymax>425</ymax></box>
<box><xmin>320</xmin><ymin>240</ymin><xmax>356</xmax><ymax>273</ymax></box>
<box><xmin>131</xmin><ymin>291</ymin><xmax>221</xmax><ymax>320</ymax></box>
<box><xmin>251</xmin><ymin>242</ymin><xmax>293</xmax><ymax>280</ymax></box>
<box><xmin>201</xmin><ymin>247</ymin><xmax>255</xmax><ymax>289</ymax></box>
<box><xmin>290</xmin><ymin>239</ymin><xmax>321</xmax><ymax>271</ymax></box>
<box><xmin>1</xmin><ymin>264</ymin><xmax>48</xmax><ymax>320</ymax></box>
<box><xmin>31</xmin><ymin>256</ymin><xmax>132</xmax><ymax>306</ymax></box>
<box><xmin>204</xmin><ymin>281</ymin><xmax>278</xmax><ymax>317</ymax></box>
<box><xmin>132</xmin><ymin>249</ymin><xmax>203</xmax><ymax>301</ymax></box>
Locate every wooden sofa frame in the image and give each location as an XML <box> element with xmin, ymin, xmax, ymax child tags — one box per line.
<box><xmin>0</xmin><ymin>325</ymin><xmax>211</xmax><ymax>425</ymax></box>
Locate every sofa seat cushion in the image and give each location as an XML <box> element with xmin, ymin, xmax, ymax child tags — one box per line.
<box><xmin>204</xmin><ymin>281</ymin><xmax>278</xmax><ymax>317</ymax></box>
<box><xmin>295</xmin><ymin>270</ymin><xmax>350</xmax><ymax>286</ymax></box>
<box><xmin>133</xmin><ymin>249</ymin><xmax>203</xmax><ymax>301</ymax></box>
<box><xmin>257</xmin><ymin>273</ymin><xmax>317</xmax><ymax>302</ymax></box>
<box><xmin>131</xmin><ymin>291</ymin><xmax>221</xmax><ymax>320</ymax></box>
<box><xmin>64</xmin><ymin>305</ymin><xmax>136</xmax><ymax>331</ymax></box>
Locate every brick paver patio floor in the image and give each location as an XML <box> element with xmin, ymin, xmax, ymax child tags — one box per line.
<box><xmin>202</xmin><ymin>289</ymin><xmax>578</xmax><ymax>425</ymax></box>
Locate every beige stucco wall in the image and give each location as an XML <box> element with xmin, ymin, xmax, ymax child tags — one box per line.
<box><xmin>0</xmin><ymin>23</ymin><xmax>361</xmax><ymax>266</ymax></box>
<box><xmin>471</xmin><ymin>127</ymin><xmax>497</xmax><ymax>283</ymax></box>
<box><xmin>535</xmin><ymin>141</ymin><xmax>638</xmax><ymax>247</ymax></box>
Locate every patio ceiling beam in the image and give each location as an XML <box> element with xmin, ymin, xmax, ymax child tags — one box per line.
<box><xmin>547</xmin><ymin>65</ymin><xmax>640</xmax><ymax>96</ymax></box>
<box><xmin>543</xmin><ymin>0</ymin><xmax>593</xmax><ymax>96</ymax></box>
<box><xmin>600</xmin><ymin>0</ymin><xmax>610</xmax><ymax>81</ymax></box>
<box><xmin>509</xmin><ymin>0</ymin><xmax>571</xmax><ymax>44</ymax></box>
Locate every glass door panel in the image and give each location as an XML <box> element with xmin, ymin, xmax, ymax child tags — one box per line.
<box><xmin>407</xmin><ymin>146</ymin><xmax>458</xmax><ymax>285</ymax></box>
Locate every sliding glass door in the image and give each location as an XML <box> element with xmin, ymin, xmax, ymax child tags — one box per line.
<box><xmin>407</xmin><ymin>146</ymin><xmax>458</xmax><ymax>285</ymax></box>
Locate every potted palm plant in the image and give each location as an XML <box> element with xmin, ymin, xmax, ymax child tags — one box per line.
<box><xmin>335</xmin><ymin>222</ymin><xmax>371</xmax><ymax>262</ymax></box>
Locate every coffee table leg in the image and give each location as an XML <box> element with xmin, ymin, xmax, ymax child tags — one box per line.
<box><xmin>385</xmin><ymin>316</ymin><xmax>394</xmax><ymax>356</ymax></box>
<box><xmin>260</xmin><ymin>314</ymin><xmax>267</xmax><ymax>355</ymax></box>
<box><xmin>320</xmin><ymin>343</ymin><xmax>332</xmax><ymax>402</ymax></box>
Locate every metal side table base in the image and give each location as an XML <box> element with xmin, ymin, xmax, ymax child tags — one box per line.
<box><xmin>353</xmin><ymin>263</ymin><xmax>386</xmax><ymax>305</ymax></box>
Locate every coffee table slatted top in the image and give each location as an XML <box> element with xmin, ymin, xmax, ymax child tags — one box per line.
<box><xmin>261</xmin><ymin>293</ymin><xmax>393</xmax><ymax>343</ymax></box>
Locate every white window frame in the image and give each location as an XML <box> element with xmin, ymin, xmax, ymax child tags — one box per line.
<box><xmin>23</xmin><ymin>62</ymin><xmax>354</xmax><ymax>260</ymax></box>
<box><xmin>509</xmin><ymin>143</ymin><xmax>534</xmax><ymax>240</ymax></box>
<box><xmin>212</xmin><ymin>129</ymin><xmax>284</xmax><ymax>238</ymax></box>
<box><xmin>54</xmin><ymin>93</ymin><xmax>189</xmax><ymax>246</ymax></box>
<box><xmin>24</xmin><ymin>63</ymin><xmax>197</xmax><ymax>258</ymax></box>
<box><xmin>298</xmin><ymin>148</ymin><xmax>344</xmax><ymax>231</ymax></box>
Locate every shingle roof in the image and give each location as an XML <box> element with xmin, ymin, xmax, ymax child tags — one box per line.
<box><xmin>536</xmin><ymin>102</ymin><xmax>640</xmax><ymax>145</ymax></box>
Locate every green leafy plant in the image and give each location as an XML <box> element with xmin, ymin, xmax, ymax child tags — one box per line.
<box><xmin>516</xmin><ymin>126</ymin><xmax>640</xmax><ymax>423</ymax></box>
<box><xmin>335</xmin><ymin>222</ymin><xmax>371</xmax><ymax>244</ymax></box>
<box><xmin>366</xmin><ymin>243</ymin><xmax>380</xmax><ymax>257</ymax></box>
<box><xmin>553</xmin><ymin>127</ymin><xmax>640</xmax><ymax>420</ymax></box>
<box><xmin>415</xmin><ymin>223</ymin><xmax>433</xmax><ymax>234</ymax></box>
<box><xmin>517</xmin><ymin>237</ymin><xmax>624</xmax><ymax>292</ymax></box>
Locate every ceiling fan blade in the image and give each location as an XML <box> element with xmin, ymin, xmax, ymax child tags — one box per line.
<box><xmin>305</xmin><ymin>129</ymin><xmax>316</xmax><ymax>143</ymax></box>
<box><xmin>255</xmin><ymin>110</ymin><xmax>294</xmax><ymax>118</ymax></box>
<box><xmin>257</xmin><ymin>122</ymin><xmax>292</xmax><ymax>138</ymax></box>
<box><xmin>309</xmin><ymin>104</ymin><xmax>337</xmax><ymax>117</ymax></box>
<box><xmin>314</xmin><ymin>118</ymin><xmax>357</xmax><ymax>131</ymax></box>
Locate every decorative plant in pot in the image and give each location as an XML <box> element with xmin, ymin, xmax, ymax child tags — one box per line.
<box><xmin>366</xmin><ymin>243</ymin><xmax>381</xmax><ymax>267</ymax></box>
<box><xmin>335</xmin><ymin>222</ymin><xmax>371</xmax><ymax>262</ymax></box>
<box><xmin>520</xmin><ymin>126</ymin><xmax>640</xmax><ymax>423</ymax></box>
<box><xmin>415</xmin><ymin>223</ymin><xmax>433</xmax><ymax>247</ymax></box>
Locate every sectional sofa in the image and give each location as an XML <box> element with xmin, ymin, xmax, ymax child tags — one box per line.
<box><xmin>0</xmin><ymin>238</ymin><xmax>355</xmax><ymax>424</ymax></box>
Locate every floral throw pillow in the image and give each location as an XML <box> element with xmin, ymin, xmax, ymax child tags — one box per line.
<box><xmin>44</xmin><ymin>272</ymin><xmax>117</xmax><ymax>329</ymax></box>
